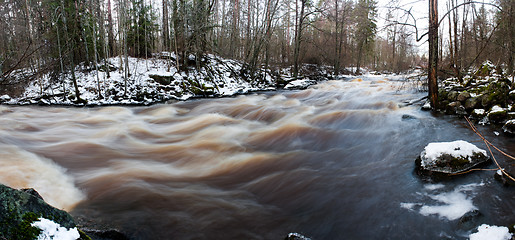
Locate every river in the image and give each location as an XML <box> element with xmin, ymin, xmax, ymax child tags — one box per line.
<box><xmin>0</xmin><ymin>76</ymin><xmax>513</xmax><ymax>239</ymax></box>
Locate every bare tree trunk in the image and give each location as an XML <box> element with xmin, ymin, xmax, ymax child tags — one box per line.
<box><xmin>107</xmin><ymin>0</ymin><xmax>115</xmax><ymax>56</ymax></box>
<box><xmin>428</xmin><ymin>0</ymin><xmax>439</xmax><ymax>109</ymax></box>
<box><xmin>355</xmin><ymin>42</ymin><xmax>363</xmax><ymax>75</ymax></box>
<box><xmin>293</xmin><ymin>0</ymin><xmax>305</xmax><ymax>79</ymax></box>
<box><xmin>509</xmin><ymin>1</ymin><xmax>515</xmax><ymax>75</ymax></box>
<box><xmin>90</xmin><ymin>0</ymin><xmax>102</xmax><ymax>99</ymax></box>
<box><xmin>163</xmin><ymin>0</ymin><xmax>170</xmax><ymax>51</ymax></box>
<box><xmin>334</xmin><ymin>0</ymin><xmax>339</xmax><ymax>75</ymax></box>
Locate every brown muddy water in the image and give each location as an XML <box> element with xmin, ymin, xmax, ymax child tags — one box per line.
<box><xmin>0</xmin><ymin>77</ymin><xmax>513</xmax><ymax>239</ymax></box>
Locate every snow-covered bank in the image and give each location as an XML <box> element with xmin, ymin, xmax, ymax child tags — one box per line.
<box><xmin>1</xmin><ymin>54</ymin><xmax>282</xmax><ymax>106</ymax></box>
<box><xmin>0</xmin><ymin>53</ymin><xmax>425</xmax><ymax>106</ymax></box>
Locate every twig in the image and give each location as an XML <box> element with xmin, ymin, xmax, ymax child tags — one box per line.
<box><xmin>465</xmin><ymin>117</ymin><xmax>515</xmax><ymax>182</ymax></box>
<box><xmin>451</xmin><ymin>168</ymin><xmax>500</xmax><ymax>176</ymax></box>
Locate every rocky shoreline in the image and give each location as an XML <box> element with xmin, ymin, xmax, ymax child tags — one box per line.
<box><xmin>431</xmin><ymin>61</ymin><xmax>515</xmax><ymax>134</ymax></box>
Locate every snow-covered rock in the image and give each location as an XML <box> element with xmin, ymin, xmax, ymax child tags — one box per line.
<box><xmin>470</xmin><ymin>109</ymin><xmax>486</xmax><ymax>119</ymax></box>
<box><xmin>469</xmin><ymin>224</ymin><xmax>512</xmax><ymax>240</ymax></box>
<box><xmin>0</xmin><ymin>94</ymin><xmax>10</xmax><ymax>101</ymax></box>
<box><xmin>503</xmin><ymin>119</ymin><xmax>515</xmax><ymax>135</ymax></box>
<box><xmin>416</xmin><ymin>140</ymin><xmax>490</xmax><ymax>176</ymax></box>
<box><xmin>488</xmin><ymin>105</ymin><xmax>508</xmax><ymax>123</ymax></box>
<box><xmin>421</xmin><ymin>100</ymin><xmax>432</xmax><ymax>111</ymax></box>
<box><xmin>31</xmin><ymin>218</ymin><xmax>80</xmax><ymax>240</ymax></box>
<box><xmin>284</xmin><ymin>79</ymin><xmax>317</xmax><ymax>90</ymax></box>
<box><xmin>285</xmin><ymin>233</ymin><xmax>312</xmax><ymax>240</ymax></box>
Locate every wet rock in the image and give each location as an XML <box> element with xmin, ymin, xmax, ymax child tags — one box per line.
<box><xmin>494</xmin><ymin>168</ymin><xmax>515</xmax><ymax>186</ymax></box>
<box><xmin>402</xmin><ymin>114</ymin><xmax>417</xmax><ymax>120</ymax></box>
<box><xmin>487</xmin><ymin>105</ymin><xmax>508</xmax><ymax>124</ymax></box>
<box><xmin>459</xmin><ymin>210</ymin><xmax>484</xmax><ymax>230</ymax></box>
<box><xmin>447</xmin><ymin>101</ymin><xmax>466</xmax><ymax>115</ymax></box>
<box><xmin>416</xmin><ymin>140</ymin><xmax>490</xmax><ymax>176</ymax></box>
<box><xmin>285</xmin><ymin>233</ymin><xmax>311</xmax><ymax>240</ymax></box>
<box><xmin>0</xmin><ymin>184</ymin><xmax>80</xmax><ymax>239</ymax></box>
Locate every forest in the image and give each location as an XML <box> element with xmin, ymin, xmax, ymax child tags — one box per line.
<box><xmin>0</xmin><ymin>0</ymin><xmax>513</xmax><ymax>100</ymax></box>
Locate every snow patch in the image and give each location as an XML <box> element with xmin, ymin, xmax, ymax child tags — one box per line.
<box><xmin>31</xmin><ymin>218</ymin><xmax>80</xmax><ymax>240</ymax></box>
<box><xmin>490</xmin><ymin>105</ymin><xmax>505</xmax><ymax>114</ymax></box>
<box><xmin>473</xmin><ymin>109</ymin><xmax>485</xmax><ymax>115</ymax></box>
<box><xmin>420</xmin><ymin>140</ymin><xmax>487</xmax><ymax>167</ymax></box>
<box><xmin>469</xmin><ymin>224</ymin><xmax>512</xmax><ymax>240</ymax></box>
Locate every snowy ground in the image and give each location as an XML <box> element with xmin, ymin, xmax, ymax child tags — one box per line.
<box><xmin>1</xmin><ymin>54</ymin><xmax>279</xmax><ymax>106</ymax></box>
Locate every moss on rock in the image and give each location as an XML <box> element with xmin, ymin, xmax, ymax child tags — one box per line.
<box><xmin>0</xmin><ymin>184</ymin><xmax>88</xmax><ymax>240</ymax></box>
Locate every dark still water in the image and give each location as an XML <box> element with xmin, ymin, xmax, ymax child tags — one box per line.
<box><xmin>0</xmin><ymin>77</ymin><xmax>513</xmax><ymax>239</ymax></box>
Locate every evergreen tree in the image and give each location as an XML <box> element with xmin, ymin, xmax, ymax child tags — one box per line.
<box><xmin>127</xmin><ymin>0</ymin><xmax>158</xmax><ymax>58</ymax></box>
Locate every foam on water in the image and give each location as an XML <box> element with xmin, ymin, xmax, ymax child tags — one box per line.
<box><xmin>0</xmin><ymin>145</ymin><xmax>85</xmax><ymax>210</ymax></box>
<box><xmin>401</xmin><ymin>183</ymin><xmax>484</xmax><ymax>221</ymax></box>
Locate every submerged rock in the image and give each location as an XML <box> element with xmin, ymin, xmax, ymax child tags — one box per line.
<box><xmin>416</xmin><ymin>140</ymin><xmax>490</xmax><ymax>176</ymax></box>
<box><xmin>0</xmin><ymin>184</ymin><xmax>85</xmax><ymax>240</ymax></box>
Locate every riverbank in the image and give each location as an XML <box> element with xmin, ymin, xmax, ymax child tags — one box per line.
<box><xmin>0</xmin><ymin>54</ymin><xmax>340</xmax><ymax>107</ymax></box>
<box><xmin>434</xmin><ymin>61</ymin><xmax>515</xmax><ymax>134</ymax></box>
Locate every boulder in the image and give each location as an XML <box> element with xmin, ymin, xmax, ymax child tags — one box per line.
<box><xmin>446</xmin><ymin>102</ymin><xmax>466</xmax><ymax>115</ymax></box>
<box><xmin>0</xmin><ymin>184</ymin><xmax>84</xmax><ymax>240</ymax></box>
<box><xmin>509</xmin><ymin>90</ymin><xmax>515</xmax><ymax>101</ymax></box>
<box><xmin>448</xmin><ymin>91</ymin><xmax>459</xmax><ymax>102</ymax></box>
<box><xmin>464</xmin><ymin>97</ymin><xmax>480</xmax><ymax>110</ymax></box>
<box><xmin>487</xmin><ymin>105</ymin><xmax>508</xmax><ymax>123</ymax></box>
<box><xmin>494</xmin><ymin>168</ymin><xmax>515</xmax><ymax>186</ymax></box>
<box><xmin>416</xmin><ymin>140</ymin><xmax>490</xmax><ymax>176</ymax></box>
<box><xmin>0</xmin><ymin>94</ymin><xmax>10</xmax><ymax>102</ymax></box>
<box><xmin>481</xmin><ymin>81</ymin><xmax>510</xmax><ymax>108</ymax></box>
<box><xmin>457</xmin><ymin>91</ymin><xmax>471</xmax><ymax>102</ymax></box>
<box><xmin>502</xmin><ymin>120</ymin><xmax>515</xmax><ymax>135</ymax></box>
<box><xmin>149</xmin><ymin>74</ymin><xmax>173</xmax><ymax>85</ymax></box>
<box><xmin>470</xmin><ymin>109</ymin><xmax>486</xmax><ymax>119</ymax></box>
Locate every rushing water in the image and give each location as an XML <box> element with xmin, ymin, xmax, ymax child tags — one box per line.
<box><xmin>0</xmin><ymin>77</ymin><xmax>514</xmax><ymax>239</ymax></box>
